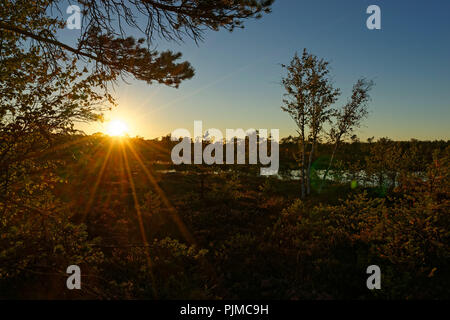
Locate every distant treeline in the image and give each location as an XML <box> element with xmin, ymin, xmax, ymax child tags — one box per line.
<box><xmin>81</xmin><ymin>133</ymin><xmax>449</xmax><ymax>172</ymax></box>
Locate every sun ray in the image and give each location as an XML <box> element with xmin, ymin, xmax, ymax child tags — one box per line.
<box><xmin>67</xmin><ymin>139</ymin><xmax>113</xmax><ymax>211</ymax></box>
<box><xmin>123</xmin><ymin>139</ymin><xmax>221</xmax><ymax>285</ymax></box>
<box><xmin>120</xmin><ymin>140</ymin><xmax>158</xmax><ymax>298</ymax></box>
<box><xmin>135</xmin><ymin>138</ymin><xmax>172</xmax><ymax>157</ymax></box>
<box><xmin>81</xmin><ymin>140</ymin><xmax>114</xmax><ymax>221</ymax></box>
<box><xmin>30</xmin><ymin>135</ymin><xmax>93</xmax><ymax>159</ymax></box>
<box><xmin>124</xmin><ymin>139</ymin><xmax>197</xmax><ymax>245</ymax></box>
<box><xmin>121</xmin><ymin>144</ymin><xmax>150</xmax><ymax>250</ymax></box>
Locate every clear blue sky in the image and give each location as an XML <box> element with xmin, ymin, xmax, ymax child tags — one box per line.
<box><xmin>75</xmin><ymin>0</ymin><xmax>450</xmax><ymax>141</ymax></box>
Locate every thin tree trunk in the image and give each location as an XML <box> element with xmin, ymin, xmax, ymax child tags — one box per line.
<box><xmin>378</xmin><ymin>172</ymin><xmax>383</xmax><ymax>189</ymax></box>
<box><xmin>306</xmin><ymin>141</ymin><xmax>315</xmax><ymax>195</ymax></box>
<box><xmin>391</xmin><ymin>172</ymin><xmax>397</xmax><ymax>189</ymax></box>
<box><xmin>319</xmin><ymin>142</ymin><xmax>339</xmax><ymax>193</ymax></box>
<box><xmin>300</xmin><ymin>136</ymin><xmax>306</xmax><ymax>199</ymax></box>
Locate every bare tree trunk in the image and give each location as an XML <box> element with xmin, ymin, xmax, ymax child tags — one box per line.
<box><xmin>306</xmin><ymin>141</ymin><xmax>315</xmax><ymax>195</ymax></box>
<box><xmin>301</xmin><ymin>138</ymin><xmax>306</xmax><ymax>199</ymax></box>
<box><xmin>319</xmin><ymin>142</ymin><xmax>339</xmax><ymax>193</ymax></box>
<box><xmin>390</xmin><ymin>172</ymin><xmax>397</xmax><ymax>190</ymax></box>
<box><xmin>378</xmin><ymin>172</ymin><xmax>383</xmax><ymax>189</ymax></box>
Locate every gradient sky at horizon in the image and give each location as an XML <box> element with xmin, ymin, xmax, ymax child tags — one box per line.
<box><xmin>71</xmin><ymin>0</ymin><xmax>450</xmax><ymax>141</ymax></box>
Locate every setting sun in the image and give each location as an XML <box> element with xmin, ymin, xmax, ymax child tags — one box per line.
<box><xmin>106</xmin><ymin>120</ymin><xmax>129</xmax><ymax>137</ymax></box>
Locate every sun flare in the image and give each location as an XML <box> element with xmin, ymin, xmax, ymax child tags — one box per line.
<box><xmin>106</xmin><ymin>120</ymin><xmax>129</xmax><ymax>137</ymax></box>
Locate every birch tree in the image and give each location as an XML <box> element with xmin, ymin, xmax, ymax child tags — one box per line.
<box><xmin>319</xmin><ymin>79</ymin><xmax>373</xmax><ymax>192</ymax></box>
<box><xmin>281</xmin><ymin>49</ymin><xmax>340</xmax><ymax>197</ymax></box>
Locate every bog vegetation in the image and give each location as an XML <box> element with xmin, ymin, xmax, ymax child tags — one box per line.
<box><xmin>0</xmin><ymin>0</ymin><xmax>448</xmax><ymax>299</ymax></box>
